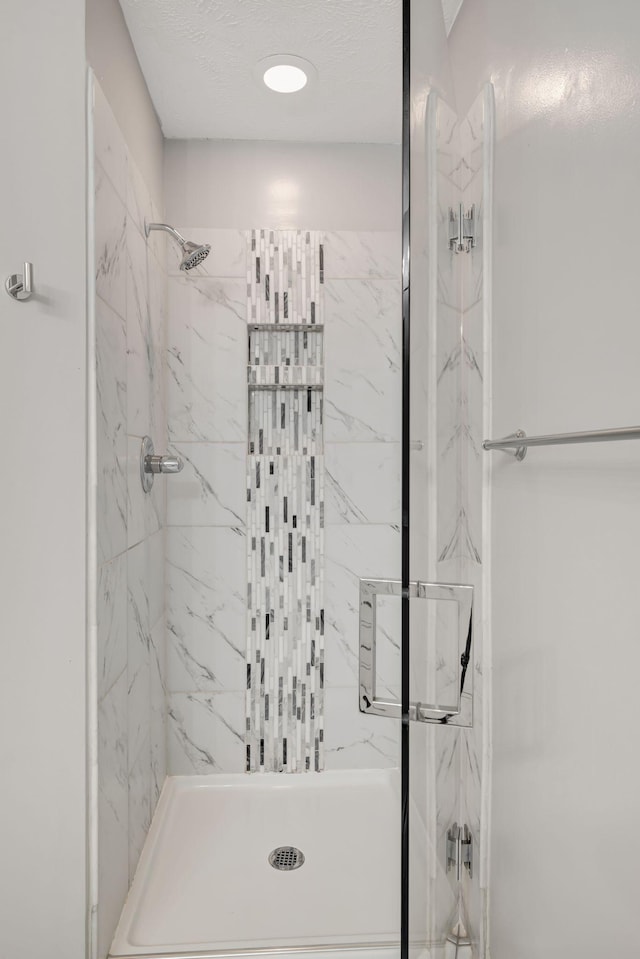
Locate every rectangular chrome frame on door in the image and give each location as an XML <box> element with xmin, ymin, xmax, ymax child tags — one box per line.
<box><xmin>359</xmin><ymin>578</ymin><xmax>474</xmax><ymax>727</ymax></box>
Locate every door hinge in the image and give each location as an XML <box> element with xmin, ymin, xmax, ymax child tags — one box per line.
<box><xmin>446</xmin><ymin>822</ymin><xmax>473</xmax><ymax>880</ymax></box>
<box><xmin>448</xmin><ymin>204</ymin><xmax>477</xmax><ymax>253</ymax></box>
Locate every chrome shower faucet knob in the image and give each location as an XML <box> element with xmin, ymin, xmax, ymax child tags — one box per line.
<box><xmin>140</xmin><ymin>436</ymin><xmax>184</xmax><ymax>493</ymax></box>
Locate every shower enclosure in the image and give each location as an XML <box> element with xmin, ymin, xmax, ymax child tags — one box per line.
<box><xmin>90</xmin><ymin>1</ymin><xmax>489</xmax><ymax>957</ymax></box>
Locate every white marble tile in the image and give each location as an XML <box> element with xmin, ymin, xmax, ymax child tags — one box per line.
<box><xmin>146</xmin><ymin>528</ymin><xmax>165</xmax><ymax>627</ymax></box>
<box><xmin>93</xmin><ymin>81</ymin><xmax>127</xmax><ymax>204</ymax></box>
<box><xmin>169</xmin><ymin>228</ymin><xmax>247</xmax><ymax>278</ymax></box>
<box><xmin>323</xmin><ymin>231</ymin><xmax>401</xmax><ymax>279</ymax></box>
<box><xmin>167</xmin><ymin>443</ymin><xmax>246</xmax><ymax>527</ymax></box>
<box><xmin>324</xmin><ymin>279</ymin><xmax>401</xmax><ymax>443</ymax></box>
<box><xmin>127</xmin><ymin>540</ymin><xmax>151</xmax><ymax>770</ymax></box>
<box><xmin>97</xmin><ymin>553</ymin><xmax>128</xmax><ymax>701</ymax></box>
<box><xmin>150</xmin><ymin>616</ymin><xmax>167</xmax><ymax>809</ymax></box>
<box><xmin>97</xmin><ymin>670</ymin><xmax>129</xmax><ymax>959</ymax></box>
<box><xmin>127</xmin><ymin>434</ymin><xmax>165</xmax><ymax>550</ymax></box>
<box><xmin>135</xmin><ymin>176</ymin><xmax>168</xmax><ymax>269</ymax></box>
<box><xmin>324</xmin><ymin>524</ymin><xmax>401</xmax><ymax>696</ymax></box>
<box><xmin>148</xmin><ymin>252</ymin><xmax>168</xmax><ymax>443</ymax></box>
<box><xmin>126</xmin><ymin>151</ymin><xmax>154</xmax><ymax>242</ymax></box>
<box><xmin>167</xmin><ymin>276</ymin><xmax>247</xmax><ymax>443</ymax></box>
<box><xmin>126</xmin><ymin>432</ymin><xmax>147</xmax><ymax>550</ymax></box>
<box><xmin>323</xmin><ymin>686</ymin><xmax>400</xmax><ymax>770</ymax></box>
<box><xmin>126</xmin><ymin>219</ymin><xmax>160</xmax><ymax>439</ymax></box>
<box><xmin>96</xmin><ymin>296</ymin><xmax>127</xmax><ymax>564</ymax></box>
<box><xmin>167</xmin><ymin>691</ymin><xmax>245</xmax><ymax>774</ymax></box>
<box><xmin>95</xmin><ymin>162</ymin><xmax>127</xmax><ymax>321</ymax></box>
<box><xmin>325</xmin><ymin>443</ymin><xmax>401</xmax><ymax>525</ymax></box>
<box><xmin>128</xmin><ymin>733</ymin><xmax>152</xmax><ymax>883</ymax></box>
<box><xmin>166</xmin><ymin>526</ymin><xmax>246</xmax><ymax>694</ymax></box>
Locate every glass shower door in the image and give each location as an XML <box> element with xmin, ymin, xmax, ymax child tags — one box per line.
<box><xmin>378</xmin><ymin>3</ymin><xmax>476</xmax><ymax>957</ymax></box>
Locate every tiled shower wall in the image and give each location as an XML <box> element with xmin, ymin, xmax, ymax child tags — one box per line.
<box><xmin>165</xmin><ymin>230</ymin><xmax>402</xmax><ymax>773</ymax></box>
<box><xmin>93</xmin><ymin>79</ymin><xmax>168</xmax><ymax>958</ymax></box>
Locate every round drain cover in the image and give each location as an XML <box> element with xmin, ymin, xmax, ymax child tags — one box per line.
<box><xmin>268</xmin><ymin>846</ymin><xmax>305</xmax><ymax>871</ymax></box>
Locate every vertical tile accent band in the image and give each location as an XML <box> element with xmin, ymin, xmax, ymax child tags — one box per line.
<box><xmin>246</xmin><ymin>230</ymin><xmax>325</xmax><ymax>773</ymax></box>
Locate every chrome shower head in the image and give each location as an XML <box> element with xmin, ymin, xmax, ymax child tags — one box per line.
<box><xmin>145</xmin><ymin>222</ymin><xmax>211</xmax><ymax>271</ymax></box>
<box><xmin>180</xmin><ymin>240</ymin><xmax>211</xmax><ymax>271</ymax></box>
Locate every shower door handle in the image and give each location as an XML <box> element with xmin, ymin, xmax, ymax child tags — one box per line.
<box><xmin>358</xmin><ymin>578</ymin><xmax>473</xmax><ymax>727</ymax></box>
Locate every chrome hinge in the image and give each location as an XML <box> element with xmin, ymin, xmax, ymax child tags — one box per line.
<box><xmin>448</xmin><ymin>204</ymin><xmax>477</xmax><ymax>253</ymax></box>
<box><xmin>446</xmin><ymin>823</ymin><xmax>473</xmax><ymax>880</ymax></box>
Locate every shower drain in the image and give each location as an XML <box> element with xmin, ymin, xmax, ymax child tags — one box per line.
<box><xmin>268</xmin><ymin>846</ymin><xmax>305</xmax><ymax>871</ymax></box>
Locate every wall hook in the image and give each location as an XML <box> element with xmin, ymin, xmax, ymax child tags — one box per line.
<box><xmin>5</xmin><ymin>262</ymin><xmax>34</xmax><ymax>301</ymax></box>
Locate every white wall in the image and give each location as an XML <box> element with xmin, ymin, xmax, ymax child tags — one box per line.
<box><xmin>0</xmin><ymin>3</ymin><xmax>87</xmax><ymax>958</ymax></box>
<box><xmin>450</xmin><ymin>1</ymin><xmax>640</xmax><ymax>956</ymax></box>
<box><xmin>86</xmin><ymin>0</ymin><xmax>164</xmax><ymax>203</ymax></box>
<box><xmin>165</xmin><ymin>139</ymin><xmax>401</xmax><ymax>231</ymax></box>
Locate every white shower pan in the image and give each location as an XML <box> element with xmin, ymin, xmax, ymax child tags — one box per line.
<box><xmin>110</xmin><ymin>768</ymin><xmax>420</xmax><ymax>959</ymax></box>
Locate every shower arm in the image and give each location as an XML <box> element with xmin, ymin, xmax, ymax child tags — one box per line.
<box><xmin>145</xmin><ymin>222</ymin><xmax>187</xmax><ymax>247</ymax></box>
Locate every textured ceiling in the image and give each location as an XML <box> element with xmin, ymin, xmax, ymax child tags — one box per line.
<box><xmin>119</xmin><ymin>0</ymin><xmax>464</xmax><ymax>143</ymax></box>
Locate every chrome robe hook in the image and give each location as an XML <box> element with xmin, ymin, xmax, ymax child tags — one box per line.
<box><xmin>5</xmin><ymin>262</ymin><xmax>34</xmax><ymax>301</ymax></box>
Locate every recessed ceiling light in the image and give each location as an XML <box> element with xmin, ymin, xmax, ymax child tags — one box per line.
<box><xmin>255</xmin><ymin>55</ymin><xmax>317</xmax><ymax>95</ymax></box>
<box><xmin>263</xmin><ymin>64</ymin><xmax>308</xmax><ymax>94</ymax></box>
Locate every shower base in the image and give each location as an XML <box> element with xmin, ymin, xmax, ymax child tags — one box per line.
<box><xmin>110</xmin><ymin>768</ymin><xmax>427</xmax><ymax>959</ymax></box>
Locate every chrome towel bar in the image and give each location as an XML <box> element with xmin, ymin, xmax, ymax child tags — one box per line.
<box><xmin>483</xmin><ymin>425</ymin><xmax>640</xmax><ymax>461</ymax></box>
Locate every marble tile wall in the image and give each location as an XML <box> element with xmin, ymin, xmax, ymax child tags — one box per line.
<box><xmin>166</xmin><ymin>229</ymin><xmax>402</xmax><ymax>774</ymax></box>
<box><xmin>323</xmin><ymin>233</ymin><xmax>403</xmax><ymax>769</ymax></box>
<box><xmin>93</xmin><ymin>80</ymin><xmax>168</xmax><ymax>959</ymax></box>
<box><xmin>165</xmin><ymin>234</ymin><xmax>247</xmax><ymax>773</ymax></box>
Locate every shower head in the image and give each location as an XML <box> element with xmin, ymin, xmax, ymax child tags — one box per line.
<box><xmin>179</xmin><ymin>240</ymin><xmax>211</xmax><ymax>271</ymax></box>
<box><xmin>145</xmin><ymin>222</ymin><xmax>211</xmax><ymax>271</ymax></box>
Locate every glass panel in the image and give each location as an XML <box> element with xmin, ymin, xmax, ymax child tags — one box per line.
<box><xmin>406</xmin><ymin>2</ymin><xmax>472</xmax><ymax>957</ymax></box>
<box><xmin>404</xmin><ymin>5</ymin><xmax>489</xmax><ymax>955</ymax></box>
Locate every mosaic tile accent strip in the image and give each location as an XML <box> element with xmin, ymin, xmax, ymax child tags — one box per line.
<box><xmin>249</xmin><ymin>388</ymin><xmax>323</xmax><ymax>455</ymax></box>
<box><xmin>248</xmin><ymin>366</ymin><xmax>323</xmax><ymax>389</ymax></box>
<box><xmin>246</xmin><ymin>231</ymin><xmax>325</xmax><ymax>772</ymax></box>
<box><xmin>249</xmin><ymin>328</ymin><xmax>324</xmax><ymax>365</ymax></box>
<box><xmin>248</xmin><ymin>229</ymin><xmax>324</xmax><ymax>326</ymax></box>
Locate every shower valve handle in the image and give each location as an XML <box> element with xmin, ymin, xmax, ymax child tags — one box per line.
<box><xmin>144</xmin><ymin>453</ymin><xmax>184</xmax><ymax>475</ymax></box>
<box><xmin>140</xmin><ymin>436</ymin><xmax>183</xmax><ymax>493</ymax></box>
